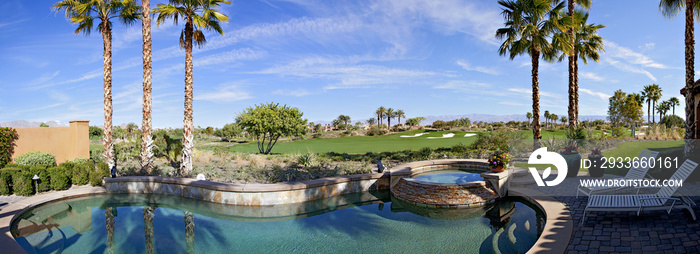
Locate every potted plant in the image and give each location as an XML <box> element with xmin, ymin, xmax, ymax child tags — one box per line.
<box><xmin>487</xmin><ymin>150</ymin><xmax>510</xmax><ymax>173</ymax></box>
<box><xmin>560</xmin><ymin>145</ymin><xmax>581</xmax><ymax>178</ymax></box>
<box><xmin>588</xmin><ymin>148</ymin><xmax>604</xmax><ymax>177</ymax></box>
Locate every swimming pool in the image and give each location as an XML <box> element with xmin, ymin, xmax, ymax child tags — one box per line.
<box><xmin>412</xmin><ymin>168</ymin><xmax>485</xmax><ymax>184</ymax></box>
<box><xmin>12</xmin><ymin>191</ymin><xmax>543</xmax><ymax>253</ymax></box>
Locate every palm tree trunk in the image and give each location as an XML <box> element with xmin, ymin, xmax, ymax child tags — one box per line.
<box><xmin>102</xmin><ymin>23</ymin><xmax>115</xmax><ymax>177</ymax></box>
<box><xmin>574</xmin><ymin>51</ymin><xmax>580</xmax><ymax>127</ymax></box>
<box><xmin>531</xmin><ymin>48</ymin><xmax>542</xmax><ymax>149</ymax></box>
<box><xmin>141</xmin><ymin>0</ymin><xmax>154</xmax><ymax>173</ymax></box>
<box><xmin>105</xmin><ymin>207</ymin><xmax>115</xmax><ymax>254</ymax></box>
<box><xmin>647</xmin><ymin>101</ymin><xmax>651</xmax><ymax>124</ymax></box>
<box><xmin>185</xmin><ymin>211</ymin><xmax>195</xmax><ymax>254</ymax></box>
<box><xmin>568</xmin><ymin>0</ymin><xmax>576</xmax><ymax>128</ymax></box>
<box><xmin>685</xmin><ymin>0</ymin><xmax>697</xmax><ymax>154</ymax></box>
<box><xmin>181</xmin><ymin>19</ymin><xmax>195</xmax><ymax>175</ymax></box>
<box><xmin>143</xmin><ymin>206</ymin><xmax>155</xmax><ymax>254</ymax></box>
<box><xmin>652</xmin><ymin>101</ymin><xmax>656</xmax><ymax>124</ymax></box>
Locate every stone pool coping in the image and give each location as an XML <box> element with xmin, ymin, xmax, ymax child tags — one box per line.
<box><xmin>0</xmin><ymin>186</ymin><xmax>107</xmax><ymax>254</ymax></box>
<box><xmin>510</xmin><ymin>187</ymin><xmax>573</xmax><ymax>254</ymax></box>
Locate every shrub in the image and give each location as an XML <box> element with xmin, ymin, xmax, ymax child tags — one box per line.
<box><xmin>470</xmin><ymin>132</ymin><xmax>511</xmax><ymax>151</ymax></box>
<box><xmin>71</xmin><ymin>161</ymin><xmax>91</xmax><ymax>185</ymax></box>
<box><xmin>660</xmin><ymin>115</ymin><xmax>684</xmax><ymax>129</ymax></box>
<box><xmin>296</xmin><ymin>153</ymin><xmax>316</xmax><ymax>167</ymax></box>
<box><xmin>13</xmin><ymin>170</ymin><xmax>34</xmax><ymax>196</ymax></box>
<box><xmin>14</xmin><ymin>151</ymin><xmax>56</xmax><ymax>166</ymax></box>
<box><xmin>0</xmin><ymin>127</ymin><xmax>19</xmax><ymax>169</ymax></box>
<box><xmin>0</xmin><ymin>169</ymin><xmax>13</xmax><ymax>195</ymax></box>
<box><xmin>611</xmin><ymin>126</ymin><xmax>627</xmax><ymax>138</ymax></box>
<box><xmin>90</xmin><ymin>162</ymin><xmax>111</xmax><ymax>186</ymax></box>
<box><xmin>416</xmin><ymin>147</ymin><xmax>434</xmax><ymax>160</ymax></box>
<box><xmin>48</xmin><ymin>165</ymin><xmax>70</xmax><ymax>190</ymax></box>
<box><xmin>366</xmin><ymin>127</ymin><xmax>388</xmax><ymax>136</ymax></box>
<box><xmin>90</xmin><ymin>146</ymin><xmax>104</xmax><ymax>163</ymax></box>
<box><xmin>451</xmin><ymin>142</ymin><xmax>470</xmax><ymax>154</ymax></box>
<box><xmin>29</xmin><ymin>165</ymin><xmax>51</xmax><ymax>192</ymax></box>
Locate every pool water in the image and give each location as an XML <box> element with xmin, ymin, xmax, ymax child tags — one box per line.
<box><xmin>12</xmin><ymin>192</ymin><xmax>543</xmax><ymax>253</ymax></box>
<box><xmin>412</xmin><ymin>169</ymin><xmax>485</xmax><ymax>183</ymax></box>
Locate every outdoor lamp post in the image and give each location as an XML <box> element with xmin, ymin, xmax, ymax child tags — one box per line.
<box><xmin>32</xmin><ymin>174</ymin><xmax>40</xmax><ymax>194</ymax></box>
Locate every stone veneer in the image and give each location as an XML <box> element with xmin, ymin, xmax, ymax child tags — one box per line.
<box><xmin>104</xmin><ymin>173</ymin><xmax>390</xmax><ymax>206</ymax></box>
<box><xmin>389</xmin><ymin>159</ymin><xmax>510</xmax><ymax>208</ymax></box>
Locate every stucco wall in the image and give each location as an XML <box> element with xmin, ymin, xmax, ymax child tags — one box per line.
<box><xmin>12</xmin><ymin>120</ymin><xmax>90</xmax><ymax>163</ymax></box>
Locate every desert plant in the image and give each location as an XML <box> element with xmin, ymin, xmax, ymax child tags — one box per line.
<box><xmin>0</xmin><ymin>127</ymin><xmax>19</xmax><ymax>169</ymax></box>
<box><xmin>14</xmin><ymin>151</ymin><xmax>57</xmax><ymax>166</ymax></box>
<box><xmin>296</xmin><ymin>153</ymin><xmax>316</xmax><ymax>167</ymax></box>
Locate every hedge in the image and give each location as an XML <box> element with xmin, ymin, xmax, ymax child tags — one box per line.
<box><xmin>48</xmin><ymin>165</ymin><xmax>70</xmax><ymax>190</ymax></box>
<box><xmin>90</xmin><ymin>162</ymin><xmax>111</xmax><ymax>186</ymax></box>
<box><xmin>15</xmin><ymin>151</ymin><xmax>57</xmax><ymax>167</ymax></box>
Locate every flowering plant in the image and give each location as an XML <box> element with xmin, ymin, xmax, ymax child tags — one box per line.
<box><xmin>588</xmin><ymin>148</ymin><xmax>603</xmax><ymax>160</ymax></box>
<box><xmin>561</xmin><ymin>145</ymin><xmax>578</xmax><ymax>155</ymax></box>
<box><xmin>487</xmin><ymin>150</ymin><xmax>510</xmax><ymax>169</ymax></box>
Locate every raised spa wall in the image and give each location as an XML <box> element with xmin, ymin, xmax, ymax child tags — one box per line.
<box><xmin>389</xmin><ymin>159</ymin><xmax>512</xmax><ymax>208</ymax></box>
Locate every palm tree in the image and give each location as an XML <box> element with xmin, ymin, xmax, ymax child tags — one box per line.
<box><xmin>544</xmin><ymin>110</ymin><xmax>551</xmax><ymax>129</ymax></box>
<box><xmin>376</xmin><ymin>106</ymin><xmax>387</xmax><ymax>128</ymax></box>
<box><xmin>648</xmin><ymin>84</ymin><xmax>663</xmax><ymax>124</ymax></box>
<box><xmin>53</xmin><ymin>0</ymin><xmax>140</xmax><ymax>177</ymax></box>
<box><xmin>669</xmin><ymin>97</ymin><xmax>680</xmax><ymax>115</ymax></box>
<box><xmin>366</xmin><ymin>118</ymin><xmax>376</xmax><ymax>126</ymax></box>
<box><xmin>526</xmin><ymin>112</ymin><xmax>533</xmax><ymax>127</ymax></box>
<box><xmin>551</xmin><ymin>113</ymin><xmax>558</xmax><ymax>127</ymax></box>
<box><xmin>396</xmin><ymin>109</ymin><xmax>406</xmax><ymax>125</ymax></box>
<box><xmin>497</xmin><ymin>0</ymin><xmax>569</xmax><ymax>147</ymax></box>
<box><xmin>641</xmin><ymin>85</ymin><xmax>655</xmax><ymax>124</ymax></box>
<box><xmin>154</xmin><ymin>0</ymin><xmax>231</xmax><ymax>175</ymax></box>
<box><xmin>565</xmin><ymin>9</ymin><xmax>604</xmax><ymax>127</ymax></box>
<box><xmin>141</xmin><ymin>0</ymin><xmax>154</xmax><ymax>173</ymax></box>
<box><xmin>386</xmin><ymin>108</ymin><xmax>395</xmax><ymax>129</ymax></box>
<box><xmin>566</xmin><ymin>0</ymin><xmax>592</xmax><ymax>128</ymax></box>
<box><xmin>657</xmin><ymin>101</ymin><xmax>671</xmax><ymax>120</ymax></box>
<box><xmin>561</xmin><ymin>116</ymin><xmax>568</xmax><ymax>126</ymax></box>
<box><xmin>660</xmin><ymin>0</ymin><xmax>699</xmax><ymax>150</ymax></box>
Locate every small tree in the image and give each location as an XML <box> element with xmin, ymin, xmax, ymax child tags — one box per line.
<box><xmin>214</xmin><ymin>123</ymin><xmax>242</xmax><ymax>141</ymax></box>
<box><xmin>39</xmin><ymin>123</ymin><xmax>49</xmax><ymax>127</ymax></box>
<box><xmin>236</xmin><ymin>103</ymin><xmax>308</xmax><ymax>154</ymax></box>
<box><xmin>0</xmin><ymin>127</ymin><xmax>19</xmax><ymax>168</ymax></box>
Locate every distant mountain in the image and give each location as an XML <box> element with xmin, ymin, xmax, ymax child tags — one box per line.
<box><xmin>421</xmin><ymin>114</ymin><xmax>607</xmax><ymax>125</ymax></box>
<box><xmin>0</xmin><ymin>120</ymin><xmax>69</xmax><ymax>128</ymax></box>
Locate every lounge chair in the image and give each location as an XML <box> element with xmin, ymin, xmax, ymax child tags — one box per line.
<box><xmin>577</xmin><ymin>150</ymin><xmax>660</xmax><ymax>197</ymax></box>
<box><xmin>582</xmin><ymin>159</ymin><xmax>698</xmax><ymax>224</ymax></box>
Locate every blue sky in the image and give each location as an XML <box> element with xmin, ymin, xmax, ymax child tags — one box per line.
<box><xmin>0</xmin><ymin>0</ymin><xmax>691</xmax><ymax>128</ymax></box>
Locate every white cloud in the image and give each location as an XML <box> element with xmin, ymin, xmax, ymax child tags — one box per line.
<box><xmin>434</xmin><ymin>80</ymin><xmax>491</xmax><ymax>91</ymax></box>
<box><xmin>580</xmin><ymin>72</ymin><xmax>605</xmax><ymax>82</ymax></box>
<box><xmin>605</xmin><ymin>58</ymin><xmax>657</xmax><ymax>82</ymax></box>
<box><xmin>607</xmin><ymin>41</ymin><xmax>669</xmax><ymax>69</ymax></box>
<box><xmin>272</xmin><ymin>89</ymin><xmax>312</xmax><ymax>97</ymax></box>
<box><xmin>579</xmin><ymin>88</ymin><xmax>610</xmax><ymax>100</ymax></box>
<box><xmin>26</xmin><ymin>71</ymin><xmax>60</xmax><ymax>87</ymax></box>
<box><xmin>195</xmin><ymin>83</ymin><xmax>252</xmax><ymax>103</ymax></box>
<box><xmin>507</xmin><ymin>88</ymin><xmax>560</xmax><ymax>98</ymax></box>
<box><xmin>195</xmin><ymin>48</ymin><xmax>268</xmax><ymax>67</ymax></box>
<box><xmin>498</xmin><ymin>101</ymin><xmax>526</xmax><ymax>106</ymax></box>
<box><xmin>640</xmin><ymin>42</ymin><xmax>655</xmax><ymax>50</ymax></box>
<box><xmin>456</xmin><ymin>60</ymin><xmax>499</xmax><ymax>75</ymax></box>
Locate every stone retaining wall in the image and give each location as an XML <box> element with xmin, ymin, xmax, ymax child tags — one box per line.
<box><xmin>104</xmin><ymin>173</ymin><xmax>390</xmax><ymax>206</ymax></box>
<box><xmin>391</xmin><ymin>177</ymin><xmax>498</xmax><ymax>208</ymax></box>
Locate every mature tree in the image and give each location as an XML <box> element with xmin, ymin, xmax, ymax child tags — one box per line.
<box><xmin>386</xmin><ymin>108</ymin><xmax>395</xmax><ymax>129</ymax></box>
<box><xmin>366</xmin><ymin>118</ymin><xmax>376</xmax><ymax>126</ymax></box>
<box><xmin>54</xmin><ymin>0</ymin><xmax>140</xmax><ymax>177</ymax></box>
<box><xmin>457</xmin><ymin>117</ymin><xmax>471</xmax><ymax>127</ymax></box>
<box><xmin>526</xmin><ymin>112</ymin><xmax>533</xmax><ymax>127</ymax></box>
<box><xmin>660</xmin><ymin>0</ymin><xmax>700</xmax><ymax>154</ymax></box>
<box><xmin>236</xmin><ymin>103</ymin><xmax>308</xmax><ymax>154</ymax></box>
<box><xmin>396</xmin><ymin>109</ymin><xmax>406</xmax><ymax>125</ymax></box>
<box><xmin>608</xmin><ymin>90</ymin><xmax>643</xmax><ymax>128</ymax></box>
<box><xmin>405</xmin><ymin>117</ymin><xmax>426</xmax><ymax>127</ymax></box>
<box><xmin>141</xmin><ymin>0</ymin><xmax>154</xmax><ymax>173</ymax></box>
<box><xmin>564</xmin><ymin>9</ymin><xmax>604</xmax><ymax>127</ymax></box>
<box><xmin>154</xmin><ymin>0</ymin><xmax>231</xmax><ymax>174</ymax></box>
<box><xmin>376</xmin><ymin>106</ymin><xmax>387</xmax><ymax>128</ymax></box>
<box><xmin>550</xmin><ymin>113</ymin><xmax>558</xmax><ymax>127</ymax></box>
<box><xmin>337</xmin><ymin>115</ymin><xmax>351</xmax><ymax>129</ymax></box>
<box><xmin>647</xmin><ymin>84</ymin><xmax>663</xmax><ymax>124</ymax></box>
<box><xmin>497</xmin><ymin>0</ymin><xmax>569</xmax><ymax>148</ymax></box>
<box><xmin>214</xmin><ymin>122</ymin><xmax>243</xmax><ymax>142</ymax></box>
<box><xmin>561</xmin><ymin>116</ymin><xmax>568</xmax><ymax>125</ymax></box>
<box><xmin>544</xmin><ymin>110</ymin><xmax>551</xmax><ymax>128</ymax></box>
<box><xmin>669</xmin><ymin>96</ymin><xmax>681</xmax><ymax>115</ymax></box>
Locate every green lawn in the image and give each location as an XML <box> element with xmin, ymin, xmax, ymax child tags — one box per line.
<box><xmin>212</xmin><ymin>129</ymin><xmax>479</xmax><ymax>154</ymax></box>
